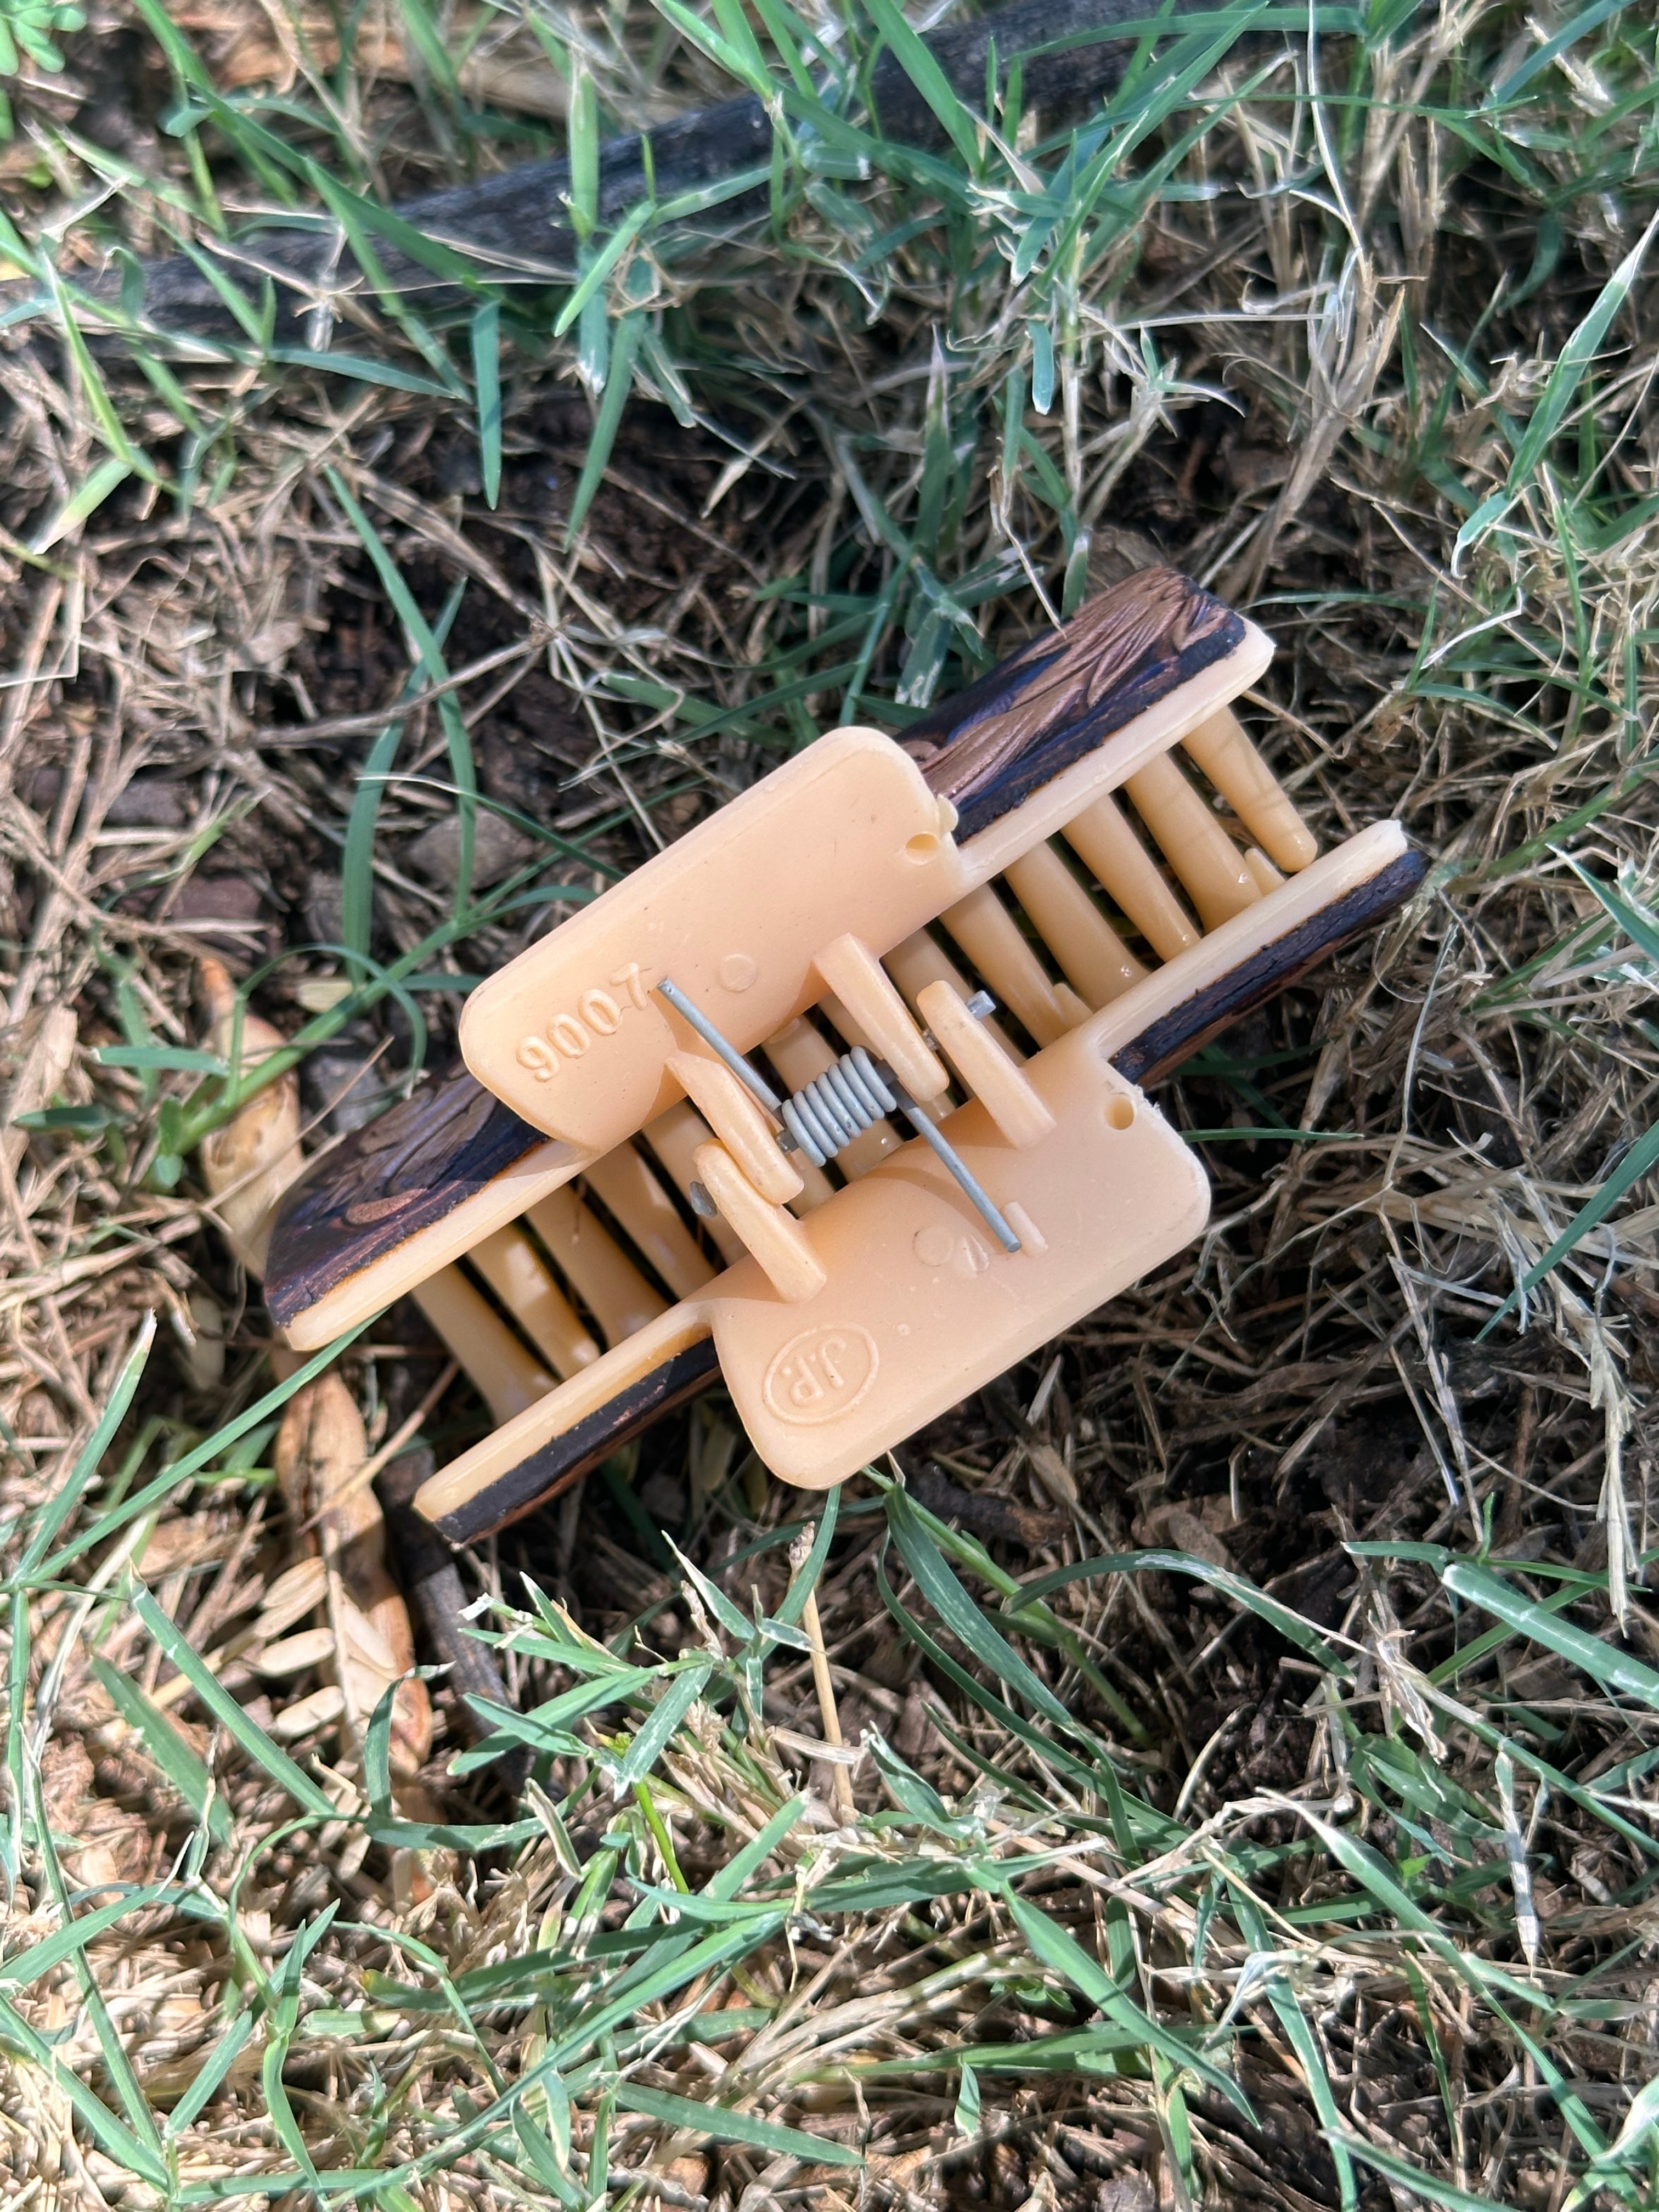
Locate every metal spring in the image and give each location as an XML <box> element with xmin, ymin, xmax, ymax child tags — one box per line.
<box><xmin>657</xmin><ymin>974</ymin><xmax>1022</xmax><ymax>1253</ymax></box>
<box><xmin>779</xmin><ymin>1047</ymin><xmax>896</xmax><ymax>1167</ymax></box>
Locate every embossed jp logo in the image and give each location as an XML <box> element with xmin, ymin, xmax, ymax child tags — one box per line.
<box><xmin>763</xmin><ymin>1326</ymin><xmax>878</xmax><ymax>1426</ymax></box>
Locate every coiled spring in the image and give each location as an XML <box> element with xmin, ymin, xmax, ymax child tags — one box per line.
<box><xmin>657</xmin><ymin>974</ymin><xmax>1021</xmax><ymax>1253</ymax></box>
<box><xmin>780</xmin><ymin>1048</ymin><xmax>897</xmax><ymax>1167</ymax></box>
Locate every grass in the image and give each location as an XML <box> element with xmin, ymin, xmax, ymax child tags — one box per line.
<box><xmin>1</xmin><ymin>1</ymin><xmax>1658</xmax><ymax>2208</ymax></box>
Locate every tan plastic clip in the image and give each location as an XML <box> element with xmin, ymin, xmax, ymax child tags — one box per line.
<box><xmin>258</xmin><ymin>572</ymin><xmax>1426</xmax><ymax>1540</ymax></box>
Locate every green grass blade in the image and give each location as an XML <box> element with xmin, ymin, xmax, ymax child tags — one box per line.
<box><xmin>567</xmin><ymin>56</ymin><xmax>597</xmax><ymax>237</ymax></box>
<box><xmin>0</xmin><ymin>1987</ymin><xmax>170</xmax><ymax>2183</ymax></box>
<box><xmin>261</xmin><ymin>1908</ymin><xmax>337</xmax><ymax>2193</ymax></box>
<box><xmin>1485</xmin><ymin>0</ymin><xmax>1633</xmax><ymax>109</ymax></box>
<box><xmin>327</xmin><ymin>470</ymin><xmax>477</xmax><ymax>918</ymax></box>
<box><xmin>1331</xmin><ymin>2127</ymin><xmax>1542</xmax><ymax>2212</ymax></box>
<box><xmin>18</xmin><ymin>1312</ymin><xmax>155</xmax><ymax>1573</ymax></box>
<box><xmin>554</xmin><ymin>206</ymin><xmax>653</xmax><ymax>339</ymax></box>
<box><xmin>565</xmin><ymin>308</ymin><xmax>645</xmax><ymax>546</ymax></box>
<box><xmin>863</xmin><ymin>0</ymin><xmax>981</xmax><ymax>168</ymax></box>
<box><xmin>44</xmin><ymin>1322</ymin><xmax>371</xmax><ymax>1577</ymax></box>
<box><xmin>1441</xmin><ymin>1560</ymin><xmax>1659</xmax><ymax>1710</ymax></box>
<box><xmin>615</xmin><ymin>2083</ymin><xmax>862</xmax><ymax>2166</ymax></box>
<box><xmin>340</xmin><ymin>716</ymin><xmax>410</xmax><ymax>985</ymax></box>
<box><xmin>471</xmin><ymin>299</ymin><xmax>502</xmax><ymax>508</ymax></box>
<box><xmin>704</xmin><ymin>1797</ymin><xmax>805</xmax><ymax>1900</ymax></box>
<box><xmin>389</xmin><ymin>0</ymin><xmax>463</xmax><ymax>105</ymax></box>
<box><xmin>644</xmin><ymin>0</ymin><xmax>771</xmax><ymax>97</ymax></box>
<box><xmin>774</xmin><ymin>1486</ymin><xmax>839</xmax><ymax>1627</ymax></box>
<box><xmin>31</xmin><ymin>456</ymin><xmax>131</xmax><ymax>554</ymax></box>
<box><xmin>29</xmin><ymin>1786</ymin><xmax>166</xmax><ymax>2157</ymax></box>
<box><xmin>1479</xmin><ymin>1115</ymin><xmax>1659</xmax><ymax>1336</ymax></box>
<box><xmin>165</xmin><ymin>2006</ymin><xmax>255</xmax><ymax>2139</ymax></box>
<box><xmin>340</xmin><ymin>578</ymin><xmax>465</xmax><ymax>983</ymax></box>
<box><xmin>1505</xmin><ymin>210</ymin><xmax>1658</xmax><ymax>492</ymax></box>
<box><xmin>0</xmin><ymin>1884</ymin><xmax>188</xmax><ymax>1990</ymax></box>
<box><xmin>41</xmin><ymin>265</ymin><xmax>157</xmax><ymax>482</ymax></box>
<box><xmin>1003</xmin><ymin>1891</ymin><xmax>1249</xmax><ymax>2115</ymax></box>
<box><xmin>1458</xmin><ymin>207</ymin><xmax>1659</xmax><ymax>564</ymax></box>
<box><xmin>130</xmin><ymin>1587</ymin><xmax>337</xmax><ymax>1819</ymax></box>
<box><xmin>1285</xmin><ymin>1800</ymin><xmax>1543</xmax><ymax>2007</ymax></box>
<box><xmin>266</xmin><ymin>348</ymin><xmax>455</xmax><ymax>398</ymax></box>
<box><xmin>609</xmin><ymin>1664</ymin><xmax>713</xmax><ymax>1790</ymax></box>
<box><xmin>91</xmin><ymin>1658</ymin><xmax>232</xmax><ymax>1844</ymax></box>
<box><xmin>1228</xmin><ymin>1880</ymin><xmax>1357</xmax><ymax>2209</ymax></box>
<box><xmin>1019</xmin><ymin>1550</ymin><xmax>1353</xmax><ymax>1675</ymax></box>
<box><xmin>886</xmin><ymin>1489</ymin><xmax>1074</xmax><ymax>1731</ymax></box>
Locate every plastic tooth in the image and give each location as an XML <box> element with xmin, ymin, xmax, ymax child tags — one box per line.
<box><xmin>693</xmin><ymin>1141</ymin><xmax>827</xmax><ymax>1305</ymax></box>
<box><xmin>1002</xmin><ymin>840</ymin><xmax>1149</xmax><ymax>1008</ymax></box>
<box><xmin>1180</xmin><ymin>706</ymin><xmax>1318</xmax><ymax>873</ymax></box>
<box><xmin>916</xmin><ymin>980</ymin><xmax>1054</xmax><ymax>1150</ymax></box>
<box><xmin>582</xmin><ymin>1142</ymin><xmax>715</xmax><ymax>1299</ymax></box>
<box><xmin>1122</xmin><ymin>753</ymin><xmax>1261</xmax><ymax>930</ymax></box>
<box><xmin>526</xmin><ymin>1185</ymin><xmax>667</xmax><ymax>1347</ymax></box>
<box><xmin>883</xmin><ymin>930</ymin><xmax>1025</xmax><ymax>1061</ymax></box>
<box><xmin>642</xmin><ymin>1101</ymin><xmax>747</xmax><ymax>1266</ymax></box>
<box><xmin>411</xmin><ymin>1265</ymin><xmax>555</xmax><ymax>1424</ymax></box>
<box><xmin>812</xmin><ymin>932</ymin><xmax>949</xmax><ymax>1102</ymax></box>
<box><xmin>468</xmin><ymin>1224</ymin><xmax>601</xmax><ymax>1373</ymax></box>
<box><xmin>788</xmin><ymin>1163</ymin><xmax>841</xmax><ymax>1218</ymax></box>
<box><xmin>938</xmin><ymin>885</ymin><xmax>1091</xmax><ymax>1046</ymax></box>
<box><xmin>667</xmin><ymin>1049</ymin><xmax>803</xmax><ymax>1205</ymax></box>
<box><xmin>1061</xmin><ymin>791</ymin><xmax>1200</xmax><ymax>962</ymax></box>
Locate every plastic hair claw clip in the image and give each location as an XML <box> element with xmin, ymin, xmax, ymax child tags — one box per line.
<box><xmin>263</xmin><ymin>568</ymin><xmax>1425</xmax><ymax>1542</ymax></box>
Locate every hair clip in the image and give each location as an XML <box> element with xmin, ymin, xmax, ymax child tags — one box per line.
<box><xmin>262</xmin><ymin>569</ymin><xmax>1424</xmax><ymax>1543</ymax></box>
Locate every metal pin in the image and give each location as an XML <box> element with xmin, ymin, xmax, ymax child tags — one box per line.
<box><xmin>891</xmin><ymin>1086</ymin><xmax>1022</xmax><ymax>1254</ymax></box>
<box><xmin>656</xmin><ymin>977</ymin><xmax>782</xmax><ymax>1112</ymax></box>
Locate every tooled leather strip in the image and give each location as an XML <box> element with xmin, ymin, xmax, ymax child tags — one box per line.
<box><xmin>265</xmin><ymin>1060</ymin><xmax>546</xmax><ymax>1328</ymax></box>
<box><xmin>902</xmin><ymin>567</ymin><xmax>1245</xmax><ymax>840</ymax></box>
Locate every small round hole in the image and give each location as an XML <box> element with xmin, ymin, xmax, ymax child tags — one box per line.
<box><xmin>1104</xmin><ymin>1095</ymin><xmax>1136</xmax><ymax>1131</ymax></box>
<box><xmin>904</xmin><ymin>832</ymin><xmax>940</xmax><ymax>864</ymax></box>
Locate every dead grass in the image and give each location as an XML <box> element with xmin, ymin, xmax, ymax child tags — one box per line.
<box><xmin>0</xmin><ymin>2</ymin><xmax>1657</xmax><ymax>2208</ymax></box>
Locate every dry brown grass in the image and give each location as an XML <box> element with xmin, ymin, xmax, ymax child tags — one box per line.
<box><xmin>0</xmin><ymin>3</ymin><xmax>1656</xmax><ymax>2208</ymax></box>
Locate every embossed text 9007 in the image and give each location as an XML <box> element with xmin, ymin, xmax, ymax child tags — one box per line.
<box><xmin>516</xmin><ymin>962</ymin><xmax>653</xmax><ymax>1081</ymax></box>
